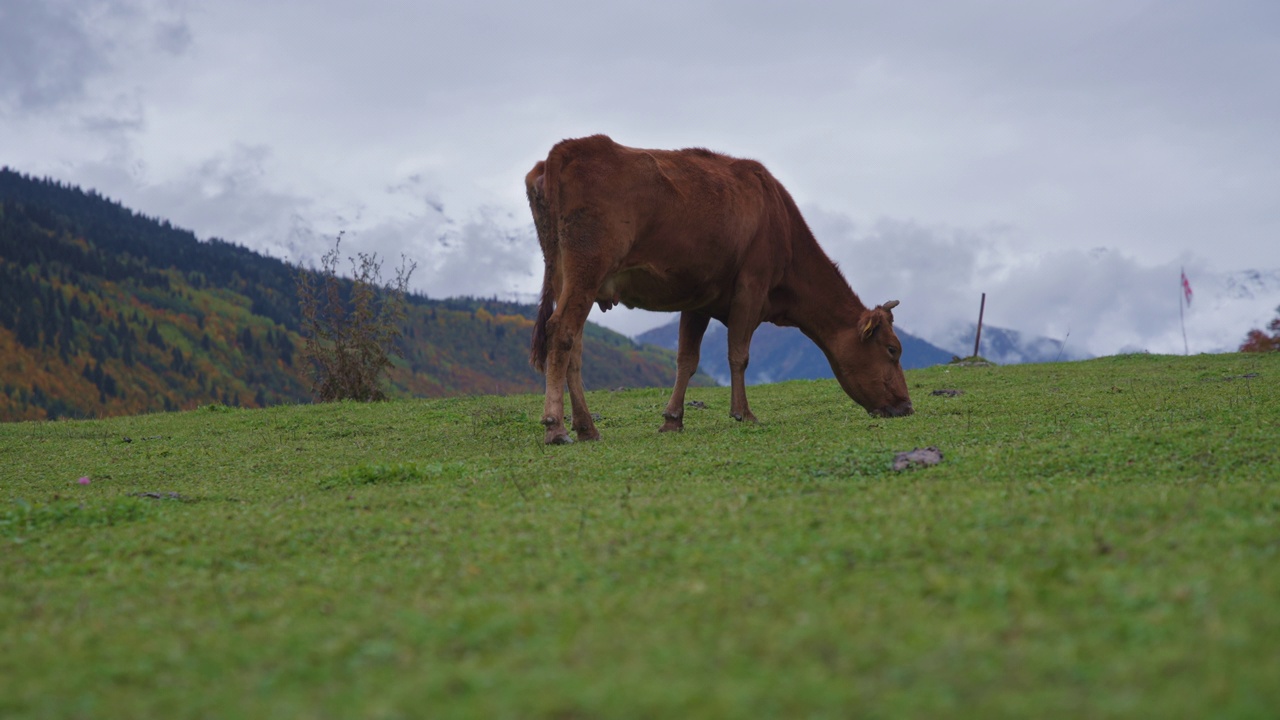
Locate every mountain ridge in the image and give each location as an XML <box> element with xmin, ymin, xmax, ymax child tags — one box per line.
<box><xmin>636</xmin><ymin>318</ymin><xmax>955</xmax><ymax>386</ymax></box>
<box><xmin>634</xmin><ymin>312</ymin><xmax>1103</xmax><ymax>386</ymax></box>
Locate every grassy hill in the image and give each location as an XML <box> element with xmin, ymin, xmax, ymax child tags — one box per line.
<box><xmin>1</xmin><ymin>352</ymin><xmax>1276</xmax><ymax>717</ymax></box>
<box><xmin>0</xmin><ymin>169</ymin><xmax>698</xmax><ymax>421</ymax></box>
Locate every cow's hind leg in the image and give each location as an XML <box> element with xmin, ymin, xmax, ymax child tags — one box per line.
<box><xmin>541</xmin><ymin>295</ymin><xmax>593</xmax><ymax>444</ymax></box>
<box><xmin>660</xmin><ymin>312</ymin><xmax>711</xmax><ymax>432</ymax></box>
<box><xmin>541</xmin><ymin>260</ymin><xmax>609</xmax><ymax>445</ymax></box>
<box><xmin>567</xmin><ymin>338</ymin><xmax>600</xmax><ymax>442</ymax></box>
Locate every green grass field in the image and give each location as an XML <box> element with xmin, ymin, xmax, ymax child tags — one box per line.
<box><xmin>2</xmin><ymin>352</ymin><xmax>1277</xmax><ymax>718</ymax></box>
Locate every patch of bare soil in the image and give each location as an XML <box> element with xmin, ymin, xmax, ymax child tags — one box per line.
<box><xmin>893</xmin><ymin>446</ymin><xmax>944</xmax><ymax>471</ymax></box>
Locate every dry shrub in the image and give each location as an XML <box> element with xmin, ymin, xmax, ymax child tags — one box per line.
<box><xmin>296</xmin><ymin>234</ymin><xmax>417</xmax><ymax>401</ymax></box>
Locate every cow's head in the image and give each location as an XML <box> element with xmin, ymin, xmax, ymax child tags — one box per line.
<box><xmin>833</xmin><ymin>300</ymin><xmax>914</xmax><ymax>418</ymax></box>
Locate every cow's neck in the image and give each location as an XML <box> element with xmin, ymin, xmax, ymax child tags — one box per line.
<box><xmin>777</xmin><ymin>234</ymin><xmax>867</xmax><ymax>351</ymax></box>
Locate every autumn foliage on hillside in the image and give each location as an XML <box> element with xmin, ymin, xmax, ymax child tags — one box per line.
<box><xmin>0</xmin><ymin>168</ymin><xmax>695</xmax><ymax>422</ymax></box>
<box><xmin>0</xmin><ymin>198</ymin><xmax>309</xmax><ymax>421</ymax></box>
<box><xmin>1239</xmin><ymin>307</ymin><xmax>1280</xmax><ymax>353</ymax></box>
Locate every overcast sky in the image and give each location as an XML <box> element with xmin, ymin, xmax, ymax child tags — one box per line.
<box><xmin>3</xmin><ymin>0</ymin><xmax>1279</xmax><ymax>356</ymax></box>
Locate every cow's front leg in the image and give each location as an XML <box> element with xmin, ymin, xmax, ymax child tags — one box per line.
<box><xmin>725</xmin><ymin>299</ymin><xmax>761</xmax><ymax>424</ymax></box>
<box><xmin>661</xmin><ymin>312</ymin><xmax>711</xmax><ymax>432</ymax></box>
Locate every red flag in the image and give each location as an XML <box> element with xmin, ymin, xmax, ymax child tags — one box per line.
<box><xmin>1181</xmin><ymin>269</ymin><xmax>1193</xmax><ymax>306</ymax></box>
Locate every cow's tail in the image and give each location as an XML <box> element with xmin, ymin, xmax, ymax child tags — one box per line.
<box><xmin>530</xmin><ymin>273</ymin><xmax>554</xmax><ymax>374</ymax></box>
<box><xmin>526</xmin><ymin>160</ymin><xmax>557</xmax><ymax>374</ymax></box>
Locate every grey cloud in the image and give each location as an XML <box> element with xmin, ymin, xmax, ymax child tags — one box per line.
<box><xmin>406</xmin><ymin>210</ymin><xmax>540</xmax><ymax>300</ymax></box>
<box><xmin>804</xmin><ymin>205</ymin><xmax>1263</xmax><ymax>356</ymax></box>
<box><xmin>0</xmin><ymin>0</ymin><xmax>195</xmax><ymax>115</ymax></box>
<box><xmin>311</xmin><ymin>192</ymin><xmax>539</xmax><ymax>302</ymax></box>
<box><xmin>805</xmin><ymin>210</ymin><xmax>993</xmax><ymax>334</ymax></box>
<box><xmin>66</xmin><ymin>140</ymin><xmax>542</xmax><ymax>303</ymax></box>
<box><xmin>0</xmin><ymin>0</ymin><xmax>103</xmax><ymax>111</ymax></box>
<box><xmin>72</xmin><ymin>144</ymin><xmax>319</xmax><ymax>261</ymax></box>
<box><xmin>153</xmin><ymin>20</ymin><xmax>193</xmax><ymax>55</ymax></box>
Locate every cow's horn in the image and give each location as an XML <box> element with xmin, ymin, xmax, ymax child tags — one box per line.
<box><xmin>882</xmin><ymin>300</ymin><xmax>900</xmax><ymax>311</ymax></box>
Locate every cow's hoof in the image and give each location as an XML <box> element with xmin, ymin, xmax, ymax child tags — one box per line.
<box><xmin>576</xmin><ymin>429</ymin><xmax>601</xmax><ymax>442</ymax></box>
<box><xmin>659</xmin><ymin>419</ymin><xmax>683</xmax><ymax>433</ymax></box>
<box><xmin>545</xmin><ymin>430</ymin><xmax>574</xmax><ymax>445</ymax></box>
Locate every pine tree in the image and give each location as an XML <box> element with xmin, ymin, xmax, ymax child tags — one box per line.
<box><xmin>146</xmin><ymin>321</ymin><xmax>166</xmax><ymax>349</ymax></box>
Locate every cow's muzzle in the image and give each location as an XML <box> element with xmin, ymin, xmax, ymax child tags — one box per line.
<box><xmin>870</xmin><ymin>400</ymin><xmax>914</xmax><ymax>418</ymax></box>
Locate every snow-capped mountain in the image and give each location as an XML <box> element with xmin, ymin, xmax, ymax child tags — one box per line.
<box><xmin>1220</xmin><ymin>268</ymin><xmax>1280</xmax><ymax>302</ymax></box>
<box><xmin>930</xmin><ymin>324</ymin><xmax>1093</xmax><ymax>365</ymax></box>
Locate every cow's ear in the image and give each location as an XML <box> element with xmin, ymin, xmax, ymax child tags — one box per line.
<box><xmin>861</xmin><ymin>312</ymin><xmax>880</xmax><ymax>341</ymax></box>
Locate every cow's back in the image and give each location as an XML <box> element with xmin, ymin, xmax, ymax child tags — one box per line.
<box><xmin>542</xmin><ymin>135</ymin><xmax>795</xmax><ymax>308</ymax></box>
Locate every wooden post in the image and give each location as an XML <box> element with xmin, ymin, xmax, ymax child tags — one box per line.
<box><xmin>1179</xmin><ymin>267</ymin><xmax>1189</xmax><ymax>355</ymax></box>
<box><xmin>973</xmin><ymin>293</ymin><xmax>986</xmax><ymax>359</ymax></box>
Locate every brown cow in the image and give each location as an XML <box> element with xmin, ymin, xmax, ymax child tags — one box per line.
<box><xmin>526</xmin><ymin>134</ymin><xmax>913</xmax><ymax>444</ymax></box>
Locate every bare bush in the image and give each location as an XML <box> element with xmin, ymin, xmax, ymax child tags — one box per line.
<box><xmin>296</xmin><ymin>234</ymin><xmax>417</xmax><ymax>401</ymax></box>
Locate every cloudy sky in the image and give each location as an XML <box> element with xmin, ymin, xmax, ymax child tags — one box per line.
<box><xmin>3</xmin><ymin>0</ymin><xmax>1279</xmax><ymax>356</ymax></box>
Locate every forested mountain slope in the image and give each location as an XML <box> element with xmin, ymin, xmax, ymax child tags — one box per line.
<box><xmin>0</xmin><ymin>169</ymin><xmax>689</xmax><ymax>421</ymax></box>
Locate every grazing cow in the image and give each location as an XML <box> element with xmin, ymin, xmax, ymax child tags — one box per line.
<box><xmin>526</xmin><ymin>134</ymin><xmax>913</xmax><ymax>444</ymax></box>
